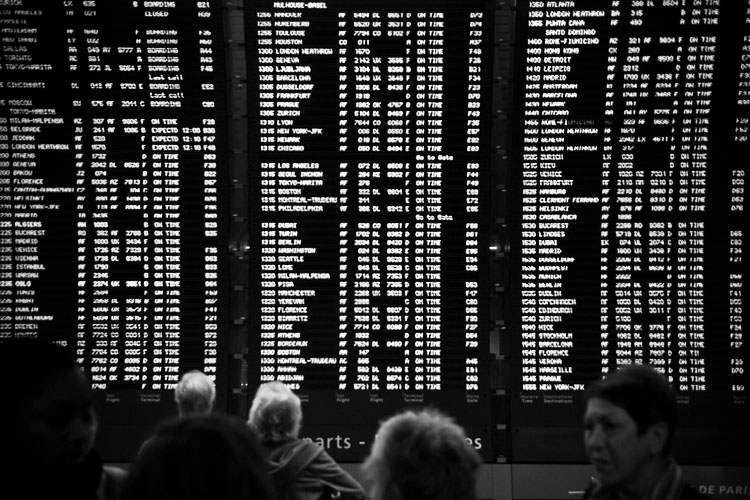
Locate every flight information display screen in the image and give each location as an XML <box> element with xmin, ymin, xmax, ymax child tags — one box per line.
<box><xmin>245</xmin><ymin>0</ymin><xmax>496</xmax><ymax>459</ymax></box>
<box><xmin>508</xmin><ymin>1</ymin><xmax>749</xmax><ymax>463</ymax></box>
<box><xmin>0</xmin><ymin>0</ymin><xmax>228</xmax><ymax>457</ymax></box>
<box><xmin>4</xmin><ymin>0</ymin><xmax>749</xmax><ymax>467</ymax></box>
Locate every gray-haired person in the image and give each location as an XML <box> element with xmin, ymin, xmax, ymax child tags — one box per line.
<box><xmin>174</xmin><ymin>370</ymin><xmax>216</xmax><ymax>417</ymax></box>
<box><xmin>139</xmin><ymin>370</ymin><xmax>216</xmax><ymax>456</ymax></box>
<box><xmin>248</xmin><ymin>380</ymin><xmax>365</xmax><ymax>500</ymax></box>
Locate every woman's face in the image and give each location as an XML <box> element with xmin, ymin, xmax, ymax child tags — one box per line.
<box><xmin>583</xmin><ymin>397</ymin><xmax>654</xmax><ymax>489</ymax></box>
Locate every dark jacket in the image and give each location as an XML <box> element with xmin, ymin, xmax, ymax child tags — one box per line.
<box><xmin>0</xmin><ymin>450</ymin><xmax>126</xmax><ymax>500</ymax></box>
<box><xmin>583</xmin><ymin>460</ymin><xmax>713</xmax><ymax>500</ymax></box>
<box><xmin>584</xmin><ymin>483</ymin><xmax>712</xmax><ymax>500</ymax></box>
<box><xmin>265</xmin><ymin>438</ymin><xmax>366</xmax><ymax>500</ymax></box>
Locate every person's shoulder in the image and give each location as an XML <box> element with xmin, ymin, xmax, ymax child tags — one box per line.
<box><xmin>581</xmin><ymin>481</ymin><xmax>610</xmax><ymax>500</ymax></box>
<box><xmin>137</xmin><ymin>435</ymin><xmax>156</xmax><ymax>456</ymax></box>
<box><xmin>104</xmin><ymin>464</ymin><xmax>128</xmax><ymax>481</ymax></box>
<box><xmin>299</xmin><ymin>439</ymin><xmax>324</xmax><ymax>452</ymax></box>
<box><xmin>99</xmin><ymin>464</ymin><xmax>129</xmax><ymax>500</ymax></box>
<box><xmin>266</xmin><ymin>437</ymin><xmax>307</xmax><ymax>460</ymax></box>
<box><xmin>291</xmin><ymin>439</ymin><xmax>329</xmax><ymax>463</ymax></box>
<box><xmin>681</xmin><ymin>484</ymin><xmax>714</xmax><ymax>500</ymax></box>
<box><xmin>276</xmin><ymin>438</ymin><xmax>321</xmax><ymax>454</ymax></box>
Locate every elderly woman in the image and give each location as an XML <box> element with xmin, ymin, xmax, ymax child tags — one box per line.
<box><xmin>362</xmin><ymin>408</ymin><xmax>482</xmax><ymax>500</ymax></box>
<box><xmin>248</xmin><ymin>381</ymin><xmax>366</xmax><ymax>500</ymax></box>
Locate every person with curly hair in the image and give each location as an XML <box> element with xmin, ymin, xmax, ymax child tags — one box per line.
<box><xmin>362</xmin><ymin>408</ymin><xmax>482</xmax><ymax>500</ymax></box>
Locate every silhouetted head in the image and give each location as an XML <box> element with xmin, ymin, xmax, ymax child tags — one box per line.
<box><xmin>122</xmin><ymin>413</ymin><xmax>274</xmax><ymax>500</ymax></box>
<box><xmin>0</xmin><ymin>337</ymin><xmax>97</xmax><ymax>470</ymax></box>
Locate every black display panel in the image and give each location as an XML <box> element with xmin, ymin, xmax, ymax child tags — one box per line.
<box><xmin>508</xmin><ymin>1</ymin><xmax>749</xmax><ymax>463</ymax></box>
<box><xmin>0</xmin><ymin>0</ymin><xmax>228</xmax><ymax>459</ymax></box>
<box><xmin>5</xmin><ymin>0</ymin><xmax>748</xmax><ymax>469</ymax></box>
<box><xmin>246</xmin><ymin>0</ymin><xmax>496</xmax><ymax>460</ymax></box>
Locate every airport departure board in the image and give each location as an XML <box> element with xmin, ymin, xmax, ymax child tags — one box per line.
<box><xmin>245</xmin><ymin>0</ymin><xmax>496</xmax><ymax>459</ymax></box>
<box><xmin>2</xmin><ymin>0</ymin><xmax>750</xmax><ymax>467</ymax></box>
<box><xmin>0</xmin><ymin>0</ymin><xmax>229</xmax><ymax>455</ymax></box>
<box><xmin>508</xmin><ymin>1</ymin><xmax>750</xmax><ymax>463</ymax></box>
